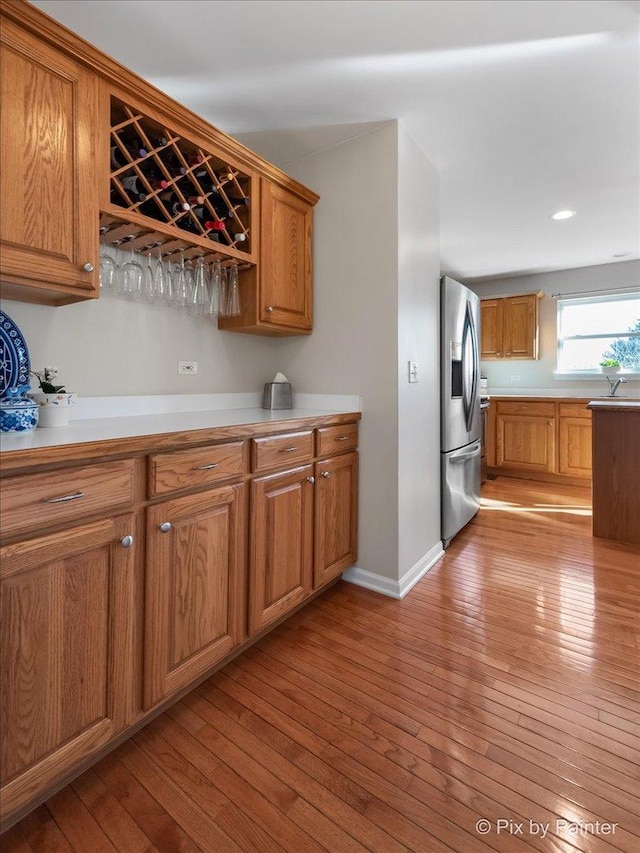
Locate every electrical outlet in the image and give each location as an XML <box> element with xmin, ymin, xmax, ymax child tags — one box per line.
<box><xmin>408</xmin><ymin>361</ymin><xmax>419</xmax><ymax>383</ymax></box>
<box><xmin>178</xmin><ymin>360</ymin><xmax>198</xmax><ymax>375</ymax></box>
<box><xmin>510</xmin><ymin>375</ymin><xmax>521</xmax><ymax>382</ymax></box>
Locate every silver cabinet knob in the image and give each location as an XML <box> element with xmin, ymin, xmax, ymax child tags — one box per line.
<box><xmin>322</xmin><ymin>471</ymin><xmax>331</xmax><ymax>479</ymax></box>
<box><xmin>82</xmin><ymin>262</ymin><xmax>95</xmax><ymax>272</ymax></box>
<box><xmin>159</xmin><ymin>522</ymin><xmax>172</xmax><ymax>533</ymax></box>
<box><xmin>266</xmin><ymin>305</ymin><xmax>274</xmax><ymax>313</ymax></box>
<box><xmin>120</xmin><ymin>535</ymin><xmax>134</xmax><ymax>548</ymax></box>
<box><xmin>307</xmin><ymin>476</ymin><xmax>315</xmax><ymax>484</ymax></box>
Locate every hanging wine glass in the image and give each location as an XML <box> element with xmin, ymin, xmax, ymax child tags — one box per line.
<box><xmin>188</xmin><ymin>257</ymin><xmax>208</xmax><ymax>317</ymax></box>
<box><xmin>219</xmin><ymin>265</ymin><xmax>229</xmax><ymax>317</ymax></box>
<box><xmin>206</xmin><ymin>259</ymin><xmax>221</xmax><ymax>318</ymax></box>
<box><xmin>98</xmin><ymin>228</ymin><xmax>119</xmax><ymax>295</ymax></box>
<box><xmin>120</xmin><ymin>236</ymin><xmax>144</xmax><ymax>301</ymax></box>
<box><xmin>174</xmin><ymin>248</ymin><xmax>188</xmax><ymax>308</ymax></box>
<box><xmin>153</xmin><ymin>243</ymin><xmax>168</xmax><ymax>304</ymax></box>
<box><xmin>143</xmin><ymin>247</ymin><xmax>155</xmax><ymax>302</ymax></box>
<box><xmin>227</xmin><ymin>263</ymin><xmax>241</xmax><ymax>316</ymax></box>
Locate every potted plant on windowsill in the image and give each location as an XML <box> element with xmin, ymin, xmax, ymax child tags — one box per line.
<box><xmin>600</xmin><ymin>359</ymin><xmax>621</xmax><ymax>374</ymax></box>
<box><xmin>29</xmin><ymin>367</ymin><xmax>77</xmax><ymax>427</ymax></box>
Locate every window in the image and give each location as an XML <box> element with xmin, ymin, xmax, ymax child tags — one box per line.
<box><xmin>557</xmin><ymin>291</ymin><xmax>640</xmax><ymax>372</ymax></box>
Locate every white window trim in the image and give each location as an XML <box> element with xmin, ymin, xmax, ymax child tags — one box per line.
<box><xmin>555</xmin><ymin>290</ymin><xmax>640</xmax><ymax>376</ymax></box>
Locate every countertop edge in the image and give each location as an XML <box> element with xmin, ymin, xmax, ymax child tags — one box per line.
<box><xmin>586</xmin><ymin>401</ymin><xmax>640</xmax><ymax>412</ymax></box>
<box><xmin>0</xmin><ymin>409</ymin><xmax>361</xmax><ymax>473</ymax></box>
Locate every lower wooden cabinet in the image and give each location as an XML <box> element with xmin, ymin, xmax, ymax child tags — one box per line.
<box><xmin>488</xmin><ymin>398</ymin><xmax>592</xmax><ymax>483</ymax></box>
<box><xmin>0</xmin><ymin>515</ymin><xmax>136</xmax><ymax>819</ymax></box>
<box><xmin>0</xmin><ymin>415</ymin><xmax>359</xmax><ymax>828</ymax></box>
<box><xmin>248</xmin><ymin>465</ymin><xmax>314</xmax><ymax>635</ymax></box>
<box><xmin>496</xmin><ymin>413</ymin><xmax>555</xmax><ymax>474</ymax></box>
<box><xmin>314</xmin><ymin>452</ymin><xmax>358</xmax><ymax>587</ymax></box>
<box><xmin>144</xmin><ymin>484</ymin><xmax>244</xmax><ymax>709</ymax></box>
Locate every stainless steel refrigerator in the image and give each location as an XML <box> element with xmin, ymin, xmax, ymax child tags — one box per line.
<box><xmin>441</xmin><ymin>275</ymin><xmax>481</xmax><ymax>547</ymax></box>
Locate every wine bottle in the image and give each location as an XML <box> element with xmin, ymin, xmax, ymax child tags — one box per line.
<box><xmin>203</xmin><ymin>219</ymin><xmax>227</xmax><ymax>233</ymax></box>
<box><xmin>193</xmin><ymin>170</ymin><xmax>221</xmax><ymax>195</ymax></box>
<box><xmin>226</xmin><ymin>194</ymin><xmax>250</xmax><ymax>208</ymax></box>
<box><xmin>177</xmin><ymin>216</ymin><xmax>202</xmax><ymax>235</ymax></box>
<box><xmin>121</xmin><ymin>174</ymin><xmax>169</xmax><ymax>195</ymax></box>
<box><xmin>233</xmin><ymin>233</ymin><xmax>247</xmax><ymax>243</ymax></box>
<box><xmin>158</xmin><ymin>150</ymin><xmax>187</xmax><ymax>177</ymax></box>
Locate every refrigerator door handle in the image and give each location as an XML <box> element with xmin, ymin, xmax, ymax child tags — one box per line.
<box><xmin>461</xmin><ymin>303</ymin><xmax>479</xmax><ymax>433</ymax></box>
<box><xmin>449</xmin><ymin>443</ymin><xmax>481</xmax><ymax>463</ymax></box>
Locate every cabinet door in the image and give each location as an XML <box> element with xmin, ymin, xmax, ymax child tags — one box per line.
<box><xmin>502</xmin><ymin>294</ymin><xmax>538</xmax><ymax>359</ymax></box>
<box><xmin>0</xmin><ymin>516</ymin><xmax>135</xmax><ymax>821</ymax></box>
<box><xmin>480</xmin><ymin>299</ymin><xmax>504</xmax><ymax>359</ymax></box>
<box><xmin>314</xmin><ymin>453</ymin><xmax>358</xmax><ymax>588</ymax></box>
<box><xmin>259</xmin><ymin>179</ymin><xmax>313</xmax><ymax>331</ymax></box>
<box><xmin>249</xmin><ymin>465</ymin><xmax>314</xmax><ymax>635</ymax></box>
<box><xmin>558</xmin><ymin>416</ymin><xmax>592</xmax><ymax>478</ymax></box>
<box><xmin>0</xmin><ymin>19</ymin><xmax>99</xmax><ymax>305</ymax></box>
<box><xmin>496</xmin><ymin>414</ymin><xmax>555</xmax><ymax>473</ymax></box>
<box><xmin>144</xmin><ymin>485</ymin><xmax>244</xmax><ymax>709</ymax></box>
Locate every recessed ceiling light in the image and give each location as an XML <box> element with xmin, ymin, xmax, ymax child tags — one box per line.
<box><xmin>550</xmin><ymin>210</ymin><xmax>577</xmax><ymax>220</ymax></box>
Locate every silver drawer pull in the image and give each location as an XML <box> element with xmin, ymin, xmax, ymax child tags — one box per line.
<box><xmin>159</xmin><ymin>522</ymin><xmax>172</xmax><ymax>533</ymax></box>
<box><xmin>42</xmin><ymin>491</ymin><xmax>84</xmax><ymax>504</ymax></box>
<box><xmin>335</xmin><ymin>436</ymin><xmax>350</xmax><ymax>442</ymax></box>
<box><xmin>194</xmin><ymin>463</ymin><xmax>219</xmax><ymax>470</ymax></box>
<box><xmin>120</xmin><ymin>535</ymin><xmax>134</xmax><ymax>548</ymax></box>
<box><xmin>322</xmin><ymin>471</ymin><xmax>331</xmax><ymax>479</ymax></box>
<box><xmin>279</xmin><ymin>446</ymin><xmax>298</xmax><ymax>453</ymax></box>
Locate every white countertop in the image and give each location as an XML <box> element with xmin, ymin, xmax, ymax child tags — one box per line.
<box><xmin>0</xmin><ymin>406</ymin><xmax>358</xmax><ymax>454</ymax></box>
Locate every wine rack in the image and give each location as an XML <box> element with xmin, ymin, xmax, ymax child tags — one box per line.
<box><xmin>106</xmin><ymin>97</ymin><xmax>253</xmax><ymax>260</ymax></box>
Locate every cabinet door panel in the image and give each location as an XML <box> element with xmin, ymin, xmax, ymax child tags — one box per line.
<box><xmin>503</xmin><ymin>294</ymin><xmax>538</xmax><ymax>359</ymax></box>
<box><xmin>249</xmin><ymin>466</ymin><xmax>313</xmax><ymax>634</ymax></box>
<box><xmin>496</xmin><ymin>414</ymin><xmax>555</xmax><ymax>473</ymax></box>
<box><xmin>0</xmin><ymin>20</ymin><xmax>98</xmax><ymax>302</ymax></box>
<box><xmin>0</xmin><ymin>516</ymin><xmax>135</xmax><ymax>819</ymax></box>
<box><xmin>480</xmin><ymin>299</ymin><xmax>504</xmax><ymax>359</ymax></box>
<box><xmin>314</xmin><ymin>453</ymin><xmax>358</xmax><ymax>587</ymax></box>
<box><xmin>144</xmin><ymin>485</ymin><xmax>243</xmax><ymax>710</ymax></box>
<box><xmin>260</xmin><ymin>180</ymin><xmax>312</xmax><ymax>330</ymax></box>
<box><xmin>558</xmin><ymin>417</ymin><xmax>592</xmax><ymax>478</ymax></box>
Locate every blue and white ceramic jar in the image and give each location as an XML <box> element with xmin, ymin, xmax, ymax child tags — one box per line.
<box><xmin>0</xmin><ymin>386</ymin><xmax>39</xmax><ymax>433</ymax></box>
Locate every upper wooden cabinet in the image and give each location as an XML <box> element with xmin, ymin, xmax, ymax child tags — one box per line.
<box><xmin>0</xmin><ymin>18</ymin><xmax>99</xmax><ymax>305</ymax></box>
<box><xmin>481</xmin><ymin>293</ymin><xmax>540</xmax><ymax>360</ymax></box>
<box><xmin>219</xmin><ymin>179</ymin><xmax>314</xmax><ymax>335</ymax></box>
<box><xmin>0</xmin><ymin>2</ymin><xmax>319</xmax><ymax>333</ymax></box>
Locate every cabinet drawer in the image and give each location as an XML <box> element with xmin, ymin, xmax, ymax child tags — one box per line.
<box><xmin>496</xmin><ymin>401</ymin><xmax>555</xmax><ymax>417</ymax></box>
<box><xmin>316</xmin><ymin>423</ymin><xmax>359</xmax><ymax>457</ymax></box>
<box><xmin>0</xmin><ymin>460</ymin><xmax>136</xmax><ymax>538</ymax></box>
<box><xmin>559</xmin><ymin>403</ymin><xmax>591</xmax><ymax>419</ymax></box>
<box><xmin>251</xmin><ymin>431</ymin><xmax>313</xmax><ymax>472</ymax></box>
<box><xmin>148</xmin><ymin>442</ymin><xmax>244</xmax><ymax>497</ymax></box>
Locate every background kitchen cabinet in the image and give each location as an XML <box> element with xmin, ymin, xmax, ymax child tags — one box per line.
<box><xmin>314</xmin><ymin>452</ymin><xmax>358</xmax><ymax>588</ymax></box>
<box><xmin>219</xmin><ymin>179</ymin><xmax>314</xmax><ymax>336</ymax></box>
<box><xmin>481</xmin><ymin>293</ymin><xmax>539</xmax><ymax>360</ymax></box>
<box><xmin>144</xmin><ymin>484</ymin><xmax>244</xmax><ymax>709</ymax></box>
<box><xmin>0</xmin><ymin>18</ymin><xmax>99</xmax><ymax>305</ymax></box>
<box><xmin>0</xmin><ymin>515</ymin><xmax>136</xmax><ymax>820</ymax></box>
<box><xmin>248</xmin><ymin>465</ymin><xmax>314</xmax><ymax>634</ymax></box>
<box><xmin>558</xmin><ymin>404</ymin><xmax>592</xmax><ymax>479</ymax></box>
<box><xmin>495</xmin><ymin>405</ymin><xmax>555</xmax><ymax>474</ymax></box>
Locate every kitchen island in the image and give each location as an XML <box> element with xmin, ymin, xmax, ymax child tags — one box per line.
<box><xmin>588</xmin><ymin>400</ymin><xmax>640</xmax><ymax>546</ymax></box>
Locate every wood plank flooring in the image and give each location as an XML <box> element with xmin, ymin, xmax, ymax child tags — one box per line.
<box><xmin>4</xmin><ymin>477</ymin><xmax>639</xmax><ymax>853</ymax></box>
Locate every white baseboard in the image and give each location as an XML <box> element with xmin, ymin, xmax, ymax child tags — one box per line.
<box><xmin>342</xmin><ymin>542</ymin><xmax>445</xmax><ymax>599</ymax></box>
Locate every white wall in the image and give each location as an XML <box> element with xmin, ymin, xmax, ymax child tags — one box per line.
<box><xmin>397</xmin><ymin>126</ymin><xmax>441</xmax><ymax>574</ymax></box>
<box><xmin>274</xmin><ymin>122</ymin><xmax>401</xmax><ymax>581</ymax></box>
<box><xmin>468</xmin><ymin>260</ymin><xmax>640</xmax><ymax>398</ymax></box>
<box><xmin>1</xmin><ymin>290</ymin><xmax>277</xmax><ymax>397</ymax></box>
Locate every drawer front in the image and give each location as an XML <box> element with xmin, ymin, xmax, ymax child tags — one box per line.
<box><xmin>316</xmin><ymin>423</ymin><xmax>359</xmax><ymax>457</ymax></box>
<box><xmin>559</xmin><ymin>403</ymin><xmax>591</xmax><ymax>419</ymax></box>
<box><xmin>149</xmin><ymin>441</ymin><xmax>244</xmax><ymax>497</ymax></box>
<box><xmin>251</xmin><ymin>431</ymin><xmax>313</xmax><ymax>473</ymax></box>
<box><xmin>496</xmin><ymin>401</ymin><xmax>555</xmax><ymax>417</ymax></box>
<box><xmin>0</xmin><ymin>460</ymin><xmax>136</xmax><ymax>538</ymax></box>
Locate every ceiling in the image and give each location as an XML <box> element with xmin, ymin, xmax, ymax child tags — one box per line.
<box><xmin>34</xmin><ymin>0</ymin><xmax>640</xmax><ymax>281</ymax></box>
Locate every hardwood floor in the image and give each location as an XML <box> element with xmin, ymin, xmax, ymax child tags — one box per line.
<box><xmin>3</xmin><ymin>477</ymin><xmax>639</xmax><ymax>853</ymax></box>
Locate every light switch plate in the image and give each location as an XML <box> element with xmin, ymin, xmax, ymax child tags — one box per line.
<box><xmin>408</xmin><ymin>361</ymin><xmax>419</xmax><ymax>383</ymax></box>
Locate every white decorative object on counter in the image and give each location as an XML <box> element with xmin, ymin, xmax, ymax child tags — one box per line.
<box><xmin>29</xmin><ymin>367</ymin><xmax>77</xmax><ymax>427</ymax></box>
